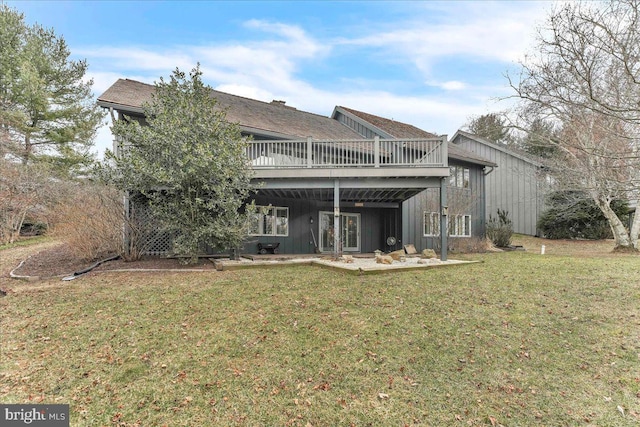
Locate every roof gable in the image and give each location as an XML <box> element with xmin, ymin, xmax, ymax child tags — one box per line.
<box><xmin>452</xmin><ymin>130</ymin><xmax>542</xmax><ymax>167</ymax></box>
<box><xmin>333</xmin><ymin>106</ymin><xmax>438</xmax><ymax>139</ymax></box>
<box><xmin>334</xmin><ymin>106</ymin><xmax>495</xmax><ymax>167</ymax></box>
<box><xmin>97</xmin><ymin>79</ymin><xmax>363</xmax><ymax>140</ymax></box>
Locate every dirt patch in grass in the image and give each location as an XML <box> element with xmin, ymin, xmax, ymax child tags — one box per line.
<box><xmin>7</xmin><ymin>242</ymin><xmax>217</xmax><ymax>278</ymax></box>
<box><xmin>93</xmin><ymin>256</ymin><xmax>217</xmax><ymax>271</ymax></box>
<box><xmin>5</xmin><ymin>235</ymin><xmax>634</xmax><ymax>280</ymax></box>
<box><xmin>9</xmin><ymin>243</ymin><xmax>96</xmax><ymax>278</ymax></box>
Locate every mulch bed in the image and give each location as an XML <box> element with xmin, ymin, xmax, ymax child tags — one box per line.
<box><xmin>11</xmin><ymin>243</ymin><xmax>216</xmax><ymax>278</ymax></box>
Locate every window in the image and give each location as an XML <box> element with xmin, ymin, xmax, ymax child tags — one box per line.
<box><xmin>250</xmin><ymin>206</ymin><xmax>289</xmax><ymax>236</ymax></box>
<box><xmin>423</xmin><ymin>212</ymin><xmax>471</xmax><ymax>237</ymax></box>
<box><xmin>449</xmin><ymin>214</ymin><xmax>472</xmax><ymax>237</ymax></box>
<box><xmin>423</xmin><ymin>212</ymin><xmax>440</xmax><ymax>236</ymax></box>
<box><xmin>449</xmin><ymin>165</ymin><xmax>470</xmax><ymax>188</ymax></box>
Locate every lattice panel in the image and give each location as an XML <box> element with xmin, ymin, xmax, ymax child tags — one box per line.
<box><xmin>128</xmin><ymin>198</ymin><xmax>172</xmax><ymax>256</ymax></box>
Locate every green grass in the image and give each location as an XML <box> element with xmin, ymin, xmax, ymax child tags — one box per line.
<box><xmin>1</xmin><ymin>243</ymin><xmax>640</xmax><ymax>426</ymax></box>
<box><xmin>0</xmin><ymin>235</ymin><xmax>50</xmax><ymax>251</ymax></box>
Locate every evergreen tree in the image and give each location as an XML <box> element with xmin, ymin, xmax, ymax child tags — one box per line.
<box><xmin>467</xmin><ymin>113</ymin><xmax>512</xmax><ymax>145</ymax></box>
<box><xmin>0</xmin><ymin>5</ymin><xmax>104</xmax><ymax>175</ymax></box>
<box><xmin>520</xmin><ymin>117</ymin><xmax>560</xmax><ymax>159</ymax></box>
<box><xmin>539</xmin><ymin>191</ymin><xmax>629</xmax><ymax>240</ymax></box>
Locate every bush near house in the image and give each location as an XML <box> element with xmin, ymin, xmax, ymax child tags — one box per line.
<box><xmin>51</xmin><ymin>183</ymin><xmax>122</xmax><ymax>261</ymax></box>
<box><xmin>539</xmin><ymin>191</ymin><xmax>629</xmax><ymax>240</ymax></box>
<box><xmin>486</xmin><ymin>209</ymin><xmax>513</xmax><ymax>247</ymax></box>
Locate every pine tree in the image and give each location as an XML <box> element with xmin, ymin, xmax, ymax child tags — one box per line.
<box><xmin>0</xmin><ymin>5</ymin><xmax>104</xmax><ymax>175</ymax></box>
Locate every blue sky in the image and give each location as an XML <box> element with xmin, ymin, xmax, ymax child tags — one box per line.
<box><xmin>9</xmin><ymin>1</ymin><xmax>553</xmax><ymax>156</ymax></box>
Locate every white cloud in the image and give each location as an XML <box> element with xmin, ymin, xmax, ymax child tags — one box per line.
<box><xmin>432</xmin><ymin>80</ymin><xmax>467</xmax><ymax>91</ymax></box>
<box><xmin>82</xmin><ymin>5</ymin><xmax>549</xmax><ymax>157</ymax></box>
<box><xmin>339</xmin><ymin>2</ymin><xmax>548</xmax><ymax>72</ymax></box>
<box><xmin>214</xmin><ymin>83</ymin><xmax>275</xmax><ymax>102</ymax></box>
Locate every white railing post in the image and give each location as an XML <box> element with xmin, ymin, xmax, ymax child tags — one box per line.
<box><xmin>307</xmin><ymin>137</ymin><xmax>313</xmax><ymax>168</ymax></box>
<box><xmin>374</xmin><ymin>136</ymin><xmax>380</xmax><ymax>167</ymax></box>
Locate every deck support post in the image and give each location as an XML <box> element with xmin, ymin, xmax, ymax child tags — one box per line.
<box><xmin>334</xmin><ymin>179</ymin><xmax>341</xmax><ymax>259</ymax></box>
<box><xmin>440</xmin><ymin>177</ymin><xmax>448</xmax><ymax>261</ymax></box>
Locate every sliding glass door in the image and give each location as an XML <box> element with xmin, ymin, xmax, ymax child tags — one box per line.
<box><xmin>319</xmin><ymin>211</ymin><xmax>360</xmax><ymax>252</ymax></box>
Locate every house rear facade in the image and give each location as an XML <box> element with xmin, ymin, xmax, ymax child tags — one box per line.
<box><xmin>98</xmin><ymin>79</ymin><xmax>494</xmax><ymax>257</ymax></box>
<box><xmin>332</xmin><ymin>107</ymin><xmax>496</xmax><ymax>251</ymax></box>
<box><xmin>451</xmin><ymin>131</ymin><xmax>546</xmax><ymax>236</ymax></box>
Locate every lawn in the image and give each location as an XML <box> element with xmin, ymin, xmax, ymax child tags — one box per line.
<box><xmin>1</xmin><ymin>237</ymin><xmax>639</xmax><ymax>426</ymax></box>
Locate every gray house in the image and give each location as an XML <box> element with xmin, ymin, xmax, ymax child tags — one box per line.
<box><xmin>333</xmin><ymin>107</ymin><xmax>497</xmax><ymax>250</ymax></box>
<box><xmin>97</xmin><ymin>79</ymin><xmax>494</xmax><ymax>258</ymax></box>
<box><xmin>451</xmin><ymin>130</ymin><xmax>546</xmax><ymax>236</ymax></box>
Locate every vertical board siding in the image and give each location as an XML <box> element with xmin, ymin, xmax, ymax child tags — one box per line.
<box><xmin>335</xmin><ymin>112</ymin><xmax>378</xmax><ymax>139</ymax></box>
<box><xmin>402</xmin><ymin>162</ymin><xmax>486</xmax><ymax>252</ymax></box>
<box><xmin>453</xmin><ymin>134</ymin><xmax>543</xmax><ymax>236</ymax></box>
<box><xmin>247</xmin><ymin>196</ymin><xmax>399</xmax><ymax>254</ymax></box>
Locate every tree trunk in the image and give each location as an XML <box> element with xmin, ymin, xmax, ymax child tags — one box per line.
<box><xmin>630</xmin><ymin>198</ymin><xmax>640</xmax><ymax>249</ymax></box>
<box><xmin>594</xmin><ymin>195</ymin><xmax>631</xmax><ymax>248</ymax></box>
<box><xmin>23</xmin><ymin>133</ymin><xmax>32</xmax><ymax>164</ymax></box>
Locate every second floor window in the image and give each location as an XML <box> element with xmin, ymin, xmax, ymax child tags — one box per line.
<box><xmin>449</xmin><ymin>165</ymin><xmax>470</xmax><ymax>188</ymax></box>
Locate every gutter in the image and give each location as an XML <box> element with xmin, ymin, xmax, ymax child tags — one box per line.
<box><xmin>96</xmin><ymin>100</ymin><xmax>145</xmax><ymax>115</ymax></box>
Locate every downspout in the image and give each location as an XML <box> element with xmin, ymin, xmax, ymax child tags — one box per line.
<box><xmin>482</xmin><ymin>165</ymin><xmax>496</xmax><ymax>238</ymax></box>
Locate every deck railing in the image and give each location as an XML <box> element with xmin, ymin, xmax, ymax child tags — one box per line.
<box><xmin>247</xmin><ymin>136</ymin><xmax>447</xmax><ymax>169</ymax></box>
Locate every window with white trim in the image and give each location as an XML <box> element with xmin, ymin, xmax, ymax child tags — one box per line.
<box><xmin>423</xmin><ymin>212</ymin><xmax>440</xmax><ymax>236</ymax></box>
<box><xmin>423</xmin><ymin>212</ymin><xmax>471</xmax><ymax>237</ymax></box>
<box><xmin>249</xmin><ymin>206</ymin><xmax>289</xmax><ymax>236</ymax></box>
<box><xmin>449</xmin><ymin>166</ymin><xmax>470</xmax><ymax>188</ymax></box>
<box><xmin>448</xmin><ymin>214</ymin><xmax>472</xmax><ymax>237</ymax></box>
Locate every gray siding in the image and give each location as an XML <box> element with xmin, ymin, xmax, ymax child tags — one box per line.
<box><xmin>248</xmin><ymin>195</ymin><xmax>401</xmax><ymax>254</ymax></box>
<box><xmin>334</xmin><ymin>111</ymin><xmax>381</xmax><ymax>139</ymax></box>
<box><xmin>453</xmin><ymin>134</ymin><xmax>544</xmax><ymax>236</ymax></box>
<box><xmin>402</xmin><ymin>161</ymin><xmax>486</xmax><ymax>251</ymax></box>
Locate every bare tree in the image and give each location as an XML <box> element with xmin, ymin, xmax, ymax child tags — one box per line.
<box><xmin>0</xmin><ymin>159</ymin><xmax>53</xmax><ymax>244</ymax></box>
<box><xmin>509</xmin><ymin>0</ymin><xmax>640</xmax><ymax>250</ymax></box>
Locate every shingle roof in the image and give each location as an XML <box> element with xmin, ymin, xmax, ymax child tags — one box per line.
<box><xmin>97</xmin><ymin>79</ymin><xmax>363</xmax><ymax>140</ymax></box>
<box><xmin>97</xmin><ymin>79</ymin><xmax>496</xmax><ymax>167</ymax></box>
<box><xmin>336</xmin><ymin>106</ymin><xmax>438</xmax><ymax>139</ymax></box>
<box><xmin>336</xmin><ymin>106</ymin><xmax>496</xmax><ymax>167</ymax></box>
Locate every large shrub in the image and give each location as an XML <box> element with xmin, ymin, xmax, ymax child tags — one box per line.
<box><xmin>51</xmin><ymin>183</ymin><xmax>122</xmax><ymax>261</ymax></box>
<box><xmin>98</xmin><ymin>66</ymin><xmax>255</xmax><ymax>264</ymax></box>
<box><xmin>486</xmin><ymin>209</ymin><xmax>513</xmax><ymax>247</ymax></box>
<box><xmin>539</xmin><ymin>191</ymin><xmax>629</xmax><ymax>240</ymax></box>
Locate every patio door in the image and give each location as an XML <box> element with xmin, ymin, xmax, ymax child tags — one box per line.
<box><xmin>319</xmin><ymin>211</ymin><xmax>360</xmax><ymax>253</ymax></box>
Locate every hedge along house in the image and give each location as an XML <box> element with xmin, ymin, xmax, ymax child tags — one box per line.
<box><xmin>332</xmin><ymin>107</ymin><xmax>497</xmax><ymax>251</ymax></box>
<box><xmin>98</xmin><ymin>79</ymin><xmax>491</xmax><ymax>259</ymax></box>
<box><xmin>451</xmin><ymin>130</ymin><xmax>546</xmax><ymax>236</ymax></box>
